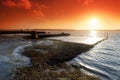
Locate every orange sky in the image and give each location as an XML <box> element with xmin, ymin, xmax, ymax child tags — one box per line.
<box><xmin>0</xmin><ymin>0</ymin><xmax>120</xmax><ymax>30</ymax></box>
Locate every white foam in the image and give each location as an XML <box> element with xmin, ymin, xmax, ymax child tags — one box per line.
<box><xmin>0</xmin><ymin>39</ymin><xmax>54</xmax><ymax>68</ymax></box>
<box><xmin>8</xmin><ymin>40</ymin><xmax>54</xmax><ymax>66</ymax></box>
<box><xmin>10</xmin><ymin>44</ymin><xmax>31</xmax><ymax>66</ymax></box>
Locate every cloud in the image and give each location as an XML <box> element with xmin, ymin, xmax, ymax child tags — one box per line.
<box><xmin>30</xmin><ymin>3</ymin><xmax>47</xmax><ymax>17</ymax></box>
<box><xmin>17</xmin><ymin>0</ymin><xmax>32</xmax><ymax>9</ymax></box>
<box><xmin>2</xmin><ymin>0</ymin><xmax>46</xmax><ymax>17</ymax></box>
<box><xmin>3</xmin><ymin>0</ymin><xmax>31</xmax><ymax>9</ymax></box>
<box><xmin>3</xmin><ymin>0</ymin><xmax>16</xmax><ymax>7</ymax></box>
<box><xmin>33</xmin><ymin>9</ymin><xmax>44</xmax><ymax>17</ymax></box>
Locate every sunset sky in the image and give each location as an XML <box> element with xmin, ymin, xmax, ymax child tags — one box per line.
<box><xmin>0</xmin><ymin>0</ymin><xmax>120</xmax><ymax>30</ymax></box>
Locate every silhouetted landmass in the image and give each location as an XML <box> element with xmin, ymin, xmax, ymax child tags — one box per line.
<box><xmin>0</xmin><ymin>30</ymin><xmax>70</xmax><ymax>39</ymax></box>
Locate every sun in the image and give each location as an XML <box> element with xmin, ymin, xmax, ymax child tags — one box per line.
<box><xmin>89</xmin><ymin>18</ymin><xmax>99</xmax><ymax>30</ymax></box>
<box><xmin>90</xmin><ymin>18</ymin><xmax>98</xmax><ymax>25</ymax></box>
<box><xmin>76</xmin><ymin>17</ymin><xmax>100</xmax><ymax>30</ymax></box>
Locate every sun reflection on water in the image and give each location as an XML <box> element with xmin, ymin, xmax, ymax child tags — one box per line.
<box><xmin>84</xmin><ymin>30</ymin><xmax>101</xmax><ymax>44</ymax></box>
<box><xmin>89</xmin><ymin>30</ymin><xmax>98</xmax><ymax>37</ymax></box>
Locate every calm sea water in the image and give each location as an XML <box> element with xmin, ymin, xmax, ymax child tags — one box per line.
<box><xmin>0</xmin><ymin>30</ymin><xmax>120</xmax><ymax>80</ymax></box>
<box><xmin>71</xmin><ymin>31</ymin><xmax>120</xmax><ymax>80</ymax></box>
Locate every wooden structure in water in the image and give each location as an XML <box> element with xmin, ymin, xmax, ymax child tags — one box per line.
<box><xmin>0</xmin><ymin>30</ymin><xmax>70</xmax><ymax>39</ymax></box>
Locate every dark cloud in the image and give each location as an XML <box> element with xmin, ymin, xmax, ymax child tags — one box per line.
<box><xmin>32</xmin><ymin>3</ymin><xmax>47</xmax><ymax>16</ymax></box>
<box><xmin>3</xmin><ymin>0</ymin><xmax>31</xmax><ymax>9</ymax></box>
<box><xmin>2</xmin><ymin>0</ymin><xmax>46</xmax><ymax>17</ymax></box>
<box><xmin>3</xmin><ymin>0</ymin><xmax>16</xmax><ymax>7</ymax></box>
<box><xmin>1</xmin><ymin>0</ymin><xmax>94</xmax><ymax>17</ymax></box>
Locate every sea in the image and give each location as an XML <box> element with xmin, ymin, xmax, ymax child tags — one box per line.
<box><xmin>0</xmin><ymin>30</ymin><xmax>120</xmax><ymax>80</ymax></box>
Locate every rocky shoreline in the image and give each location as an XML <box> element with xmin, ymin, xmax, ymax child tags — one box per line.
<box><xmin>13</xmin><ymin>40</ymin><xmax>100</xmax><ymax>80</ymax></box>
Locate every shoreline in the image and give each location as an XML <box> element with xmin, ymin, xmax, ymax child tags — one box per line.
<box><xmin>13</xmin><ymin>40</ymin><xmax>100</xmax><ymax>80</ymax></box>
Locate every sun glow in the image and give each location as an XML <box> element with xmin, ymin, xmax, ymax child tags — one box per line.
<box><xmin>74</xmin><ymin>17</ymin><xmax>103</xmax><ymax>30</ymax></box>
<box><xmin>89</xmin><ymin>18</ymin><xmax>99</xmax><ymax>30</ymax></box>
<box><xmin>90</xmin><ymin>18</ymin><xmax>98</xmax><ymax>25</ymax></box>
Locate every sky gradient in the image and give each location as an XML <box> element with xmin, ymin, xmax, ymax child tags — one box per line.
<box><xmin>0</xmin><ymin>0</ymin><xmax>120</xmax><ymax>30</ymax></box>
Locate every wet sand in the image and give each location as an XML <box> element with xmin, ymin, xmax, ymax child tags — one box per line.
<box><xmin>13</xmin><ymin>40</ymin><xmax>100</xmax><ymax>80</ymax></box>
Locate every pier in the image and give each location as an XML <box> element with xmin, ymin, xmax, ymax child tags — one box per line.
<box><xmin>0</xmin><ymin>30</ymin><xmax>70</xmax><ymax>39</ymax></box>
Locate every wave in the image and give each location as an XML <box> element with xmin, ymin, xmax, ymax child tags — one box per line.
<box><xmin>70</xmin><ymin>40</ymin><xmax>120</xmax><ymax>80</ymax></box>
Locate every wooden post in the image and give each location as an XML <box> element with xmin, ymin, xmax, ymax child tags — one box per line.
<box><xmin>31</xmin><ymin>31</ymin><xmax>38</xmax><ymax>39</ymax></box>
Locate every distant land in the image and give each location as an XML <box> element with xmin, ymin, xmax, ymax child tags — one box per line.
<box><xmin>0</xmin><ymin>29</ymin><xmax>120</xmax><ymax>31</ymax></box>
